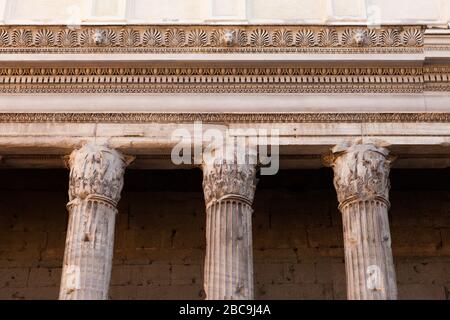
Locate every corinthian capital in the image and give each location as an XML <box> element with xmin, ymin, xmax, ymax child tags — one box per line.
<box><xmin>68</xmin><ymin>143</ymin><xmax>132</xmax><ymax>206</ymax></box>
<box><xmin>202</xmin><ymin>145</ymin><xmax>257</xmax><ymax>207</ymax></box>
<box><xmin>325</xmin><ymin>141</ymin><xmax>394</xmax><ymax>207</ymax></box>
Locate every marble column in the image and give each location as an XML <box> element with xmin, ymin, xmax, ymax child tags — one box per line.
<box><xmin>326</xmin><ymin>141</ymin><xmax>397</xmax><ymax>300</ymax></box>
<box><xmin>202</xmin><ymin>148</ymin><xmax>257</xmax><ymax>300</ymax></box>
<box><xmin>59</xmin><ymin>143</ymin><xmax>131</xmax><ymax>300</ymax></box>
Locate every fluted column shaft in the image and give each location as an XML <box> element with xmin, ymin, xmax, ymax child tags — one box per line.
<box><xmin>59</xmin><ymin>143</ymin><xmax>130</xmax><ymax>300</ymax></box>
<box><xmin>328</xmin><ymin>142</ymin><xmax>397</xmax><ymax>300</ymax></box>
<box><xmin>202</xmin><ymin>152</ymin><xmax>257</xmax><ymax>300</ymax></box>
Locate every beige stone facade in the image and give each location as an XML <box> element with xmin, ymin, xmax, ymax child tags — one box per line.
<box><xmin>0</xmin><ymin>1</ymin><xmax>449</xmax><ymax>301</ymax></box>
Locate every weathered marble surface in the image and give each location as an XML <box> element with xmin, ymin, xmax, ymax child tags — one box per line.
<box><xmin>202</xmin><ymin>146</ymin><xmax>257</xmax><ymax>300</ymax></box>
<box><xmin>59</xmin><ymin>143</ymin><xmax>131</xmax><ymax>300</ymax></box>
<box><xmin>326</xmin><ymin>141</ymin><xmax>398</xmax><ymax>300</ymax></box>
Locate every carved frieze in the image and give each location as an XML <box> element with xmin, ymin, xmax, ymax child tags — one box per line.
<box><xmin>0</xmin><ymin>25</ymin><xmax>424</xmax><ymax>53</ymax></box>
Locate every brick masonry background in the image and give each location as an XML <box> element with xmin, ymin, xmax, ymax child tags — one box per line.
<box><xmin>0</xmin><ymin>169</ymin><xmax>449</xmax><ymax>300</ymax></box>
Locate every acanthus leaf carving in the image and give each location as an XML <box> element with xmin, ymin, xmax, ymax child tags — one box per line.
<box><xmin>202</xmin><ymin>147</ymin><xmax>258</xmax><ymax>207</ymax></box>
<box><xmin>68</xmin><ymin>143</ymin><xmax>132</xmax><ymax>207</ymax></box>
<box><xmin>202</xmin><ymin>161</ymin><xmax>257</xmax><ymax>207</ymax></box>
<box><xmin>326</xmin><ymin>141</ymin><xmax>394</xmax><ymax>207</ymax></box>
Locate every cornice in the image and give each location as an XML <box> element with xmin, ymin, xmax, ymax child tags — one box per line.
<box><xmin>1</xmin><ymin>66</ymin><xmax>449</xmax><ymax>94</ymax></box>
<box><xmin>0</xmin><ymin>113</ymin><xmax>448</xmax><ymax>124</ymax></box>
<box><xmin>0</xmin><ymin>25</ymin><xmax>424</xmax><ymax>54</ymax></box>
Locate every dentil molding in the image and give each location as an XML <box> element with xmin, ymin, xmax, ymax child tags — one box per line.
<box><xmin>0</xmin><ymin>66</ymin><xmax>449</xmax><ymax>94</ymax></box>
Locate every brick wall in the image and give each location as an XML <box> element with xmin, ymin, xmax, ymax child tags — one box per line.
<box><xmin>0</xmin><ymin>169</ymin><xmax>449</xmax><ymax>300</ymax></box>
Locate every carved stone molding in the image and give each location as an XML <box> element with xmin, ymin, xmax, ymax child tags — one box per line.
<box><xmin>0</xmin><ymin>67</ymin><xmax>425</xmax><ymax>77</ymax></box>
<box><xmin>68</xmin><ymin>143</ymin><xmax>132</xmax><ymax>207</ymax></box>
<box><xmin>325</xmin><ymin>141</ymin><xmax>393</xmax><ymax>208</ymax></box>
<box><xmin>0</xmin><ymin>25</ymin><xmax>424</xmax><ymax>54</ymax></box>
<box><xmin>0</xmin><ymin>66</ymin><xmax>434</xmax><ymax>94</ymax></box>
<box><xmin>0</xmin><ymin>83</ymin><xmax>425</xmax><ymax>94</ymax></box>
<box><xmin>0</xmin><ymin>112</ymin><xmax>448</xmax><ymax>124</ymax></box>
